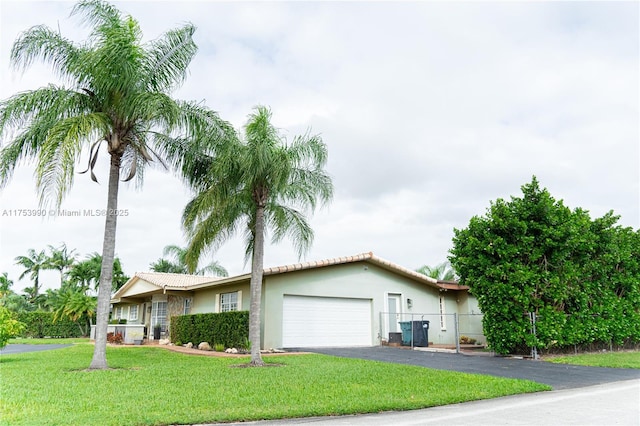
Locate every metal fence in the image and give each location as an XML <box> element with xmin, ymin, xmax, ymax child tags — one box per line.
<box><xmin>524</xmin><ymin>312</ymin><xmax>640</xmax><ymax>358</ymax></box>
<box><xmin>379</xmin><ymin>312</ymin><xmax>485</xmax><ymax>353</ymax></box>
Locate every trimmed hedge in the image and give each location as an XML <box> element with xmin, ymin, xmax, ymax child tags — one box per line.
<box><xmin>170</xmin><ymin>311</ymin><xmax>249</xmax><ymax>349</ymax></box>
<box><xmin>17</xmin><ymin>312</ymin><xmax>84</xmax><ymax>338</ymax></box>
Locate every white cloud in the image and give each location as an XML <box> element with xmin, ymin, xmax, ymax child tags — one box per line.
<box><xmin>1</xmin><ymin>1</ymin><xmax>637</xmax><ymax>293</ymax></box>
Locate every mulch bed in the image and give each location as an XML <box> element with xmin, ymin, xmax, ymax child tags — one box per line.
<box><xmin>147</xmin><ymin>342</ymin><xmax>307</xmax><ymax>358</ymax></box>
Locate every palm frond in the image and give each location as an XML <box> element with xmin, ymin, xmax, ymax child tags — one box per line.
<box><xmin>267</xmin><ymin>204</ymin><xmax>314</xmax><ymax>258</ymax></box>
<box><xmin>10</xmin><ymin>25</ymin><xmax>84</xmax><ymax>84</ymax></box>
<box><xmin>71</xmin><ymin>0</ymin><xmax>121</xmax><ymax>33</ymax></box>
<box><xmin>143</xmin><ymin>23</ymin><xmax>197</xmax><ymax>93</ymax></box>
<box><xmin>0</xmin><ymin>86</ymin><xmax>92</xmax><ymax>136</ymax></box>
<box><xmin>35</xmin><ymin>112</ymin><xmax>110</xmax><ymax>206</ymax></box>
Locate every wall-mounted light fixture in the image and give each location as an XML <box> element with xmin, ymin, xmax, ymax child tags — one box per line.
<box><xmin>407</xmin><ymin>298</ymin><xmax>413</xmax><ymax>309</ymax></box>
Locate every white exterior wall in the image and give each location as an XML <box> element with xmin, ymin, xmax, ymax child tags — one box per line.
<box><xmin>261</xmin><ymin>263</ymin><xmax>443</xmax><ymax>349</ymax></box>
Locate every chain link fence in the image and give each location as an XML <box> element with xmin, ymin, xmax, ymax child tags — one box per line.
<box><xmin>525</xmin><ymin>312</ymin><xmax>640</xmax><ymax>358</ymax></box>
<box><xmin>379</xmin><ymin>312</ymin><xmax>485</xmax><ymax>352</ymax></box>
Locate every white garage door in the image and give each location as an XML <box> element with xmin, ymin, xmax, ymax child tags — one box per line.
<box><xmin>282</xmin><ymin>295</ymin><xmax>372</xmax><ymax>348</ymax></box>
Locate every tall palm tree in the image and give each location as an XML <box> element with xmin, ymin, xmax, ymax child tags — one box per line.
<box><xmin>0</xmin><ymin>0</ymin><xmax>233</xmax><ymax>369</ymax></box>
<box><xmin>182</xmin><ymin>106</ymin><xmax>333</xmax><ymax>366</ymax></box>
<box><xmin>15</xmin><ymin>248</ymin><xmax>48</xmax><ymax>300</ymax></box>
<box><xmin>45</xmin><ymin>243</ymin><xmax>77</xmax><ymax>287</ymax></box>
<box><xmin>416</xmin><ymin>261</ymin><xmax>457</xmax><ymax>281</ymax></box>
<box><xmin>150</xmin><ymin>244</ymin><xmax>228</xmax><ymax>276</ymax></box>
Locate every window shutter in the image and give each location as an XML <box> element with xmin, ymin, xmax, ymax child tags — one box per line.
<box><xmin>215</xmin><ymin>293</ymin><xmax>220</xmax><ymax>313</ymax></box>
<box><xmin>237</xmin><ymin>291</ymin><xmax>242</xmax><ymax>310</ymax></box>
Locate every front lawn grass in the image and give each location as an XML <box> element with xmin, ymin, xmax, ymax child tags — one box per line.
<box><xmin>546</xmin><ymin>351</ymin><xmax>640</xmax><ymax>369</ymax></box>
<box><xmin>0</xmin><ymin>345</ymin><xmax>549</xmax><ymax>425</ymax></box>
<box><xmin>8</xmin><ymin>337</ymin><xmax>90</xmax><ymax>345</ymax></box>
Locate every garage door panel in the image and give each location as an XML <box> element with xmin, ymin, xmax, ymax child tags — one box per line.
<box><xmin>283</xmin><ymin>295</ymin><xmax>372</xmax><ymax>347</ymax></box>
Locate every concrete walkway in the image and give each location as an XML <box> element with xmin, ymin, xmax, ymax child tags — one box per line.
<box><xmin>214</xmin><ymin>379</ymin><xmax>639</xmax><ymax>425</ymax></box>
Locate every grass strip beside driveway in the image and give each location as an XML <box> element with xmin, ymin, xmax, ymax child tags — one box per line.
<box><xmin>546</xmin><ymin>351</ymin><xmax>640</xmax><ymax>369</ymax></box>
<box><xmin>8</xmin><ymin>338</ymin><xmax>90</xmax><ymax>345</ymax></box>
<box><xmin>0</xmin><ymin>344</ymin><xmax>549</xmax><ymax>425</ymax></box>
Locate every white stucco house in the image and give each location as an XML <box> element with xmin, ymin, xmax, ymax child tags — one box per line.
<box><xmin>103</xmin><ymin>252</ymin><xmax>484</xmax><ymax>348</ymax></box>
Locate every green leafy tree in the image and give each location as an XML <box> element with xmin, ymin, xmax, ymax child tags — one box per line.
<box><xmin>450</xmin><ymin>177</ymin><xmax>640</xmax><ymax>354</ymax></box>
<box><xmin>182</xmin><ymin>106</ymin><xmax>333</xmax><ymax>366</ymax></box>
<box><xmin>416</xmin><ymin>261</ymin><xmax>457</xmax><ymax>281</ymax></box>
<box><xmin>0</xmin><ymin>0</ymin><xmax>233</xmax><ymax>369</ymax></box>
<box><xmin>14</xmin><ymin>249</ymin><xmax>48</xmax><ymax>301</ymax></box>
<box><xmin>0</xmin><ymin>306</ymin><xmax>25</xmax><ymax>348</ymax></box>
<box><xmin>149</xmin><ymin>244</ymin><xmax>228</xmax><ymax>276</ymax></box>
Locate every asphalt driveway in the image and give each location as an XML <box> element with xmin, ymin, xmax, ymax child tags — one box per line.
<box><xmin>299</xmin><ymin>346</ymin><xmax>640</xmax><ymax>390</ymax></box>
<box><xmin>0</xmin><ymin>344</ymin><xmax>71</xmax><ymax>355</ymax></box>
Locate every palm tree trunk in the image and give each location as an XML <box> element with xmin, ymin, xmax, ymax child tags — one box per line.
<box><xmin>89</xmin><ymin>153</ymin><xmax>121</xmax><ymax>370</ymax></box>
<box><xmin>249</xmin><ymin>204</ymin><xmax>266</xmax><ymax>366</ymax></box>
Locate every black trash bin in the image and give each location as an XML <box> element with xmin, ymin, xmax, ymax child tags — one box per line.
<box><xmin>399</xmin><ymin>320</ymin><xmax>429</xmax><ymax>347</ymax></box>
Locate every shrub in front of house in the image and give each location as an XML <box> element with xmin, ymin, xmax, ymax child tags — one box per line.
<box><xmin>170</xmin><ymin>311</ymin><xmax>249</xmax><ymax>349</ymax></box>
<box><xmin>107</xmin><ymin>332</ymin><xmax>123</xmax><ymax>344</ymax></box>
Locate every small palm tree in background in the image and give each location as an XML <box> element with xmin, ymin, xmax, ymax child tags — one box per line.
<box><xmin>45</xmin><ymin>243</ymin><xmax>77</xmax><ymax>287</ymax></box>
<box><xmin>150</xmin><ymin>244</ymin><xmax>228</xmax><ymax>276</ymax></box>
<box><xmin>416</xmin><ymin>261</ymin><xmax>457</xmax><ymax>281</ymax></box>
<box><xmin>14</xmin><ymin>249</ymin><xmax>48</xmax><ymax>301</ymax></box>
<box><xmin>0</xmin><ymin>0</ymin><xmax>233</xmax><ymax>369</ymax></box>
<box><xmin>0</xmin><ymin>273</ymin><xmax>13</xmax><ymax>296</ymax></box>
<box><xmin>0</xmin><ymin>273</ymin><xmax>33</xmax><ymax>313</ymax></box>
<box><xmin>67</xmin><ymin>252</ymin><xmax>128</xmax><ymax>292</ymax></box>
<box><xmin>51</xmin><ymin>289</ymin><xmax>97</xmax><ymax>336</ymax></box>
<box><xmin>182</xmin><ymin>106</ymin><xmax>333</xmax><ymax>366</ymax></box>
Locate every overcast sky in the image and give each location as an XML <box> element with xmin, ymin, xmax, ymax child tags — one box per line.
<box><xmin>1</xmin><ymin>1</ymin><xmax>638</xmax><ymax>293</ymax></box>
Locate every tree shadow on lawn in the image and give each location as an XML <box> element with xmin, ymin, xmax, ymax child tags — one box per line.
<box><xmin>0</xmin><ymin>357</ymin><xmax>25</xmax><ymax>364</ymax></box>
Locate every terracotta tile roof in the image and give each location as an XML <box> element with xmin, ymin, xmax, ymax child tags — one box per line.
<box><xmin>263</xmin><ymin>252</ymin><xmax>442</xmax><ymax>288</ymax></box>
<box><xmin>437</xmin><ymin>280</ymin><xmax>470</xmax><ymax>291</ymax></box>
<box><xmin>114</xmin><ymin>253</ymin><xmax>465</xmax><ymax>300</ymax></box>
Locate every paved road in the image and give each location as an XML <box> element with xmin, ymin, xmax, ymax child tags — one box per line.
<box><xmin>215</xmin><ymin>379</ymin><xmax>640</xmax><ymax>426</ymax></box>
<box><xmin>299</xmin><ymin>346</ymin><xmax>640</xmax><ymax>389</ymax></box>
<box><xmin>0</xmin><ymin>344</ymin><xmax>71</xmax><ymax>354</ymax></box>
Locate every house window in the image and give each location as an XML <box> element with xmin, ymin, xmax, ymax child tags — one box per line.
<box><xmin>129</xmin><ymin>305</ymin><xmax>138</xmax><ymax>322</ymax></box>
<box><xmin>220</xmin><ymin>292</ymin><xmax>238</xmax><ymax>312</ymax></box>
<box><xmin>152</xmin><ymin>301</ymin><xmax>168</xmax><ymax>332</ymax></box>
<box><xmin>184</xmin><ymin>298</ymin><xmax>192</xmax><ymax>315</ymax></box>
<box><xmin>114</xmin><ymin>306</ymin><xmax>124</xmax><ymax>320</ymax></box>
<box><xmin>439</xmin><ymin>295</ymin><xmax>446</xmax><ymax>330</ymax></box>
